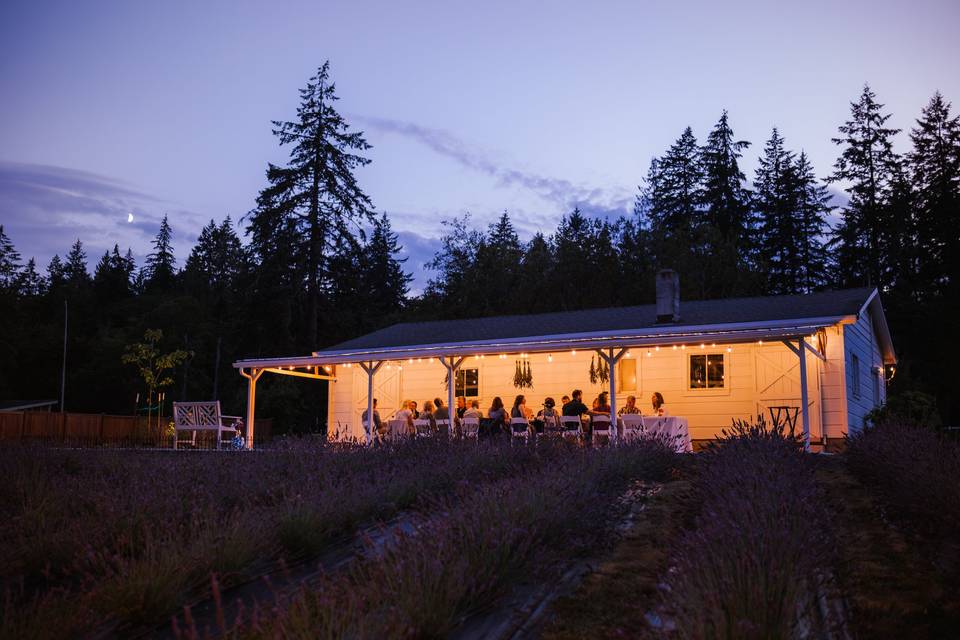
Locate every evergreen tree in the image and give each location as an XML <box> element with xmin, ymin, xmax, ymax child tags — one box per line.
<box><xmin>94</xmin><ymin>245</ymin><xmax>134</xmax><ymax>303</ymax></box>
<box><xmin>145</xmin><ymin>215</ymin><xmax>177</xmax><ymax>292</ymax></box>
<box><xmin>792</xmin><ymin>152</ymin><xmax>833</xmax><ymax>292</ymax></box>
<box><xmin>360</xmin><ymin>213</ymin><xmax>412</xmax><ymax>318</ymax></box>
<box><xmin>552</xmin><ymin>208</ymin><xmax>618</xmax><ymax>309</ymax></box>
<box><xmin>0</xmin><ymin>225</ymin><xmax>22</xmax><ymax>291</ymax></box>
<box><xmin>63</xmin><ymin>239</ymin><xmax>91</xmax><ymax>287</ymax></box>
<box><xmin>17</xmin><ymin>258</ymin><xmax>45</xmax><ymax>297</ymax></box>
<box><xmin>907</xmin><ymin>91</ymin><xmax>960</xmax><ymax>297</ymax></box>
<box><xmin>249</xmin><ymin>61</ymin><xmax>375</xmax><ymax>347</ymax></box>
<box><xmin>424</xmin><ymin>215</ymin><xmax>483</xmax><ymax>318</ymax></box>
<box><xmin>46</xmin><ymin>254</ymin><xmax>66</xmax><ymax>290</ymax></box>
<box><xmin>614</xmin><ymin>216</ymin><xmax>654</xmax><ymax>306</ymax></box>
<box><xmin>517</xmin><ymin>232</ymin><xmax>556</xmax><ymax>313</ymax></box>
<box><xmin>753</xmin><ymin>128</ymin><xmax>798</xmax><ymax>294</ymax></box>
<box><xmin>471</xmin><ymin>211</ymin><xmax>523</xmax><ymax>315</ymax></box>
<box><xmin>647</xmin><ymin>127</ymin><xmax>704</xmax><ymax>241</ymax></box>
<box><xmin>699</xmin><ymin>111</ymin><xmax>754</xmax><ymax>295</ymax></box>
<box><xmin>828</xmin><ymin>85</ymin><xmax>903</xmax><ymax>289</ymax></box>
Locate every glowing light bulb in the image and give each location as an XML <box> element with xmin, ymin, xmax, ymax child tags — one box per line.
<box><xmin>727</xmin><ymin>346</ymin><xmax>732</xmax><ymax>353</ymax></box>
<box><xmin>408</xmin><ymin>358</ymin><xmax>413</xmax><ymax>364</ymax></box>
<box><xmin>700</xmin><ymin>343</ymin><xmax>705</xmax><ymax>349</ymax></box>
<box><xmin>655</xmin><ymin>346</ymin><xmax>660</xmax><ymax>351</ymax></box>
<box><xmin>646</xmin><ymin>350</ymin><xmax>652</xmax><ymax>357</ymax></box>
<box><xmin>672</xmin><ymin>345</ymin><xmax>678</xmax><ymax>350</ymax></box>
<box><xmin>571</xmin><ymin>350</ymin><xmax>577</xmax><ymax>356</ymax></box>
<box><xmin>681</xmin><ymin>345</ymin><xmax>686</xmax><ymax>350</ymax></box>
<box><xmin>548</xmin><ymin>354</ymin><xmax>553</xmax><ymax>362</ymax></box>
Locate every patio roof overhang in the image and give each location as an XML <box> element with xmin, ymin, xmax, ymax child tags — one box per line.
<box><xmin>232</xmin><ymin>315</ymin><xmax>849</xmax><ymax>370</ymax></box>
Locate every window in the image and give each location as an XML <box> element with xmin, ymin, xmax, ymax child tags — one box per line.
<box><xmin>689</xmin><ymin>354</ymin><xmax>725</xmax><ymax>389</ymax></box>
<box><xmin>455</xmin><ymin>368</ymin><xmax>479</xmax><ymax>397</ymax></box>
<box><xmin>851</xmin><ymin>354</ymin><xmax>861</xmax><ymax>398</ymax></box>
<box><xmin>618</xmin><ymin>359</ymin><xmax>637</xmax><ymax>392</ymax></box>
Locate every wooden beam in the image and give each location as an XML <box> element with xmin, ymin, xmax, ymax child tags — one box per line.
<box><xmin>263</xmin><ymin>367</ymin><xmax>336</xmax><ymax>381</ymax></box>
<box><xmin>802</xmin><ymin>340</ymin><xmax>827</xmax><ymax>362</ymax></box>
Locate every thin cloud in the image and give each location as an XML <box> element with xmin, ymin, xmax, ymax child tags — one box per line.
<box><xmin>355</xmin><ymin>115</ymin><xmax>633</xmax><ymax>217</ymax></box>
<box><xmin>0</xmin><ymin>161</ymin><xmax>207</xmax><ymax>270</ymax></box>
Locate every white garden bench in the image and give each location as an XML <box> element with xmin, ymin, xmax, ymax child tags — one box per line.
<box><xmin>172</xmin><ymin>401</ymin><xmax>241</xmax><ymax>450</ymax></box>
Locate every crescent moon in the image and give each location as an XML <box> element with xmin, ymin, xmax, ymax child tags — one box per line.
<box><xmin>127</xmin><ymin>213</ymin><xmax>134</xmax><ymax>223</ymax></box>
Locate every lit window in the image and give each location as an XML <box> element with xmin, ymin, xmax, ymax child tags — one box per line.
<box><xmin>455</xmin><ymin>368</ymin><xmax>479</xmax><ymax>397</ymax></box>
<box><xmin>619</xmin><ymin>359</ymin><xmax>637</xmax><ymax>392</ymax></box>
<box><xmin>689</xmin><ymin>354</ymin><xmax>725</xmax><ymax>389</ymax></box>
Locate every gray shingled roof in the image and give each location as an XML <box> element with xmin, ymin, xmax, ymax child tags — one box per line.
<box><xmin>321</xmin><ymin>287</ymin><xmax>875</xmax><ymax>352</ymax></box>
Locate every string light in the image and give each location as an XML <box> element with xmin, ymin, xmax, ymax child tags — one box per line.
<box><xmin>646</xmin><ymin>350</ymin><xmax>652</xmax><ymax>357</ymax></box>
<box><xmin>681</xmin><ymin>344</ymin><xmax>686</xmax><ymax>350</ymax></box>
<box><xmin>672</xmin><ymin>345</ymin><xmax>678</xmax><ymax>350</ymax></box>
<box><xmin>655</xmin><ymin>346</ymin><xmax>660</xmax><ymax>351</ymax></box>
<box><xmin>571</xmin><ymin>350</ymin><xmax>577</xmax><ymax>356</ymax></box>
<box><xmin>625</xmin><ymin>350</ymin><xmax>631</xmax><ymax>357</ymax></box>
<box><xmin>547</xmin><ymin>353</ymin><xmax>553</xmax><ymax>362</ymax></box>
<box><xmin>474</xmin><ymin>354</ymin><xmax>479</xmax><ymax>360</ymax></box>
<box><xmin>323</xmin><ymin>365</ymin><xmax>331</xmax><ymax>373</ymax></box>
<box><xmin>710</xmin><ymin>343</ymin><xmax>716</xmax><ymax>348</ymax></box>
<box><xmin>726</xmin><ymin>346</ymin><xmax>733</xmax><ymax>353</ymax></box>
<box><xmin>758</xmin><ymin>340</ymin><xmax>763</xmax><ymax>345</ymax></box>
<box><xmin>499</xmin><ymin>353</ymin><xmax>506</xmax><ymax>359</ymax></box>
<box><xmin>700</xmin><ymin>343</ymin><xmax>706</xmax><ymax>349</ymax></box>
<box><xmin>480</xmin><ymin>354</ymin><xmax>485</xmax><ymax>359</ymax></box>
<box><xmin>408</xmin><ymin>358</ymin><xmax>413</xmax><ymax>364</ymax></box>
<box><xmin>418</xmin><ymin>357</ymin><xmax>423</xmax><ymax>363</ymax></box>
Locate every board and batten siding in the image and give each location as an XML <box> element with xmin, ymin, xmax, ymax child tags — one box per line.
<box><xmin>843</xmin><ymin>308</ymin><xmax>886</xmax><ymax>433</ymax></box>
<box><xmin>328</xmin><ymin>337</ymin><xmax>851</xmax><ymax>443</ymax></box>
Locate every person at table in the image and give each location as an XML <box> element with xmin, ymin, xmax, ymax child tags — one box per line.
<box><xmin>409</xmin><ymin>400</ymin><xmax>421</xmax><ymax>419</ymax></box>
<box><xmin>394</xmin><ymin>400</ymin><xmax>415</xmax><ymax>436</ymax></box>
<box><xmin>592</xmin><ymin>391</ymin><xmax>611</xmax><ymax>415</ymax></box>
<box><xmin>455</xmin><ymin>396</ymin><xmax>467</xmax><ymax>419</ymax></box>
<box><xmin>433</xmin><ymin>397</ymin><xmax>450</xmax><ymax>438</ymax></box>
<box><xmin>562</xmin><ymin>390</ymin><xmax>588</xmax><ymax>417</ymax></box>
<box><xmin>422</xmin><ymin>400</ymin><xmax>437</xmax><ymax>431</ymax></box>
<box><xmin>361</xmin><ymin>398</ymin><xmax>383</xmax><ymax>440</ymax></box>
<box><xmin>487</xmin><ymin>396</ymin><xmax>508</xmax><ymax>436</ymax></box>
<box><xmin>537</xmin><ymin>397</ymin><xmax>560</xmax><ymax>431</ymax></box>
<box><xmin>463</xmin><ymin>399</ymin><xmax>483</xmax><ymax>420</ymax></box>
<box><xmin>651</xmin><ymin>392</ymin><xmax>667</xmax><ymax>416</ymax></box>
<box><xmin>560</xmin><ymin>395</ymin><xmax>571</xmax><ymax>407</ymax></box>
<box><xmin>618</xmin><ymin>395</ymin><xmax>640</xmax><ymax>416</ymax></box>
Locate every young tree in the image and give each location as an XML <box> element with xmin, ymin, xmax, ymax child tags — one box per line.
<box><xmin>828</xmin><ymin>85</ymin><xmax>903</xmax><ymax>289</ymax></box>
<box><xmin>121</xmin><ymin>329</ymin><xmax>190</xmax><ymax>432</ymax></box>
<box><xmin>248</xmin><ymin>61</ymin><xmax>375</xmax><ymax>346</ymax></box>
<box><xmin>144</xmin><ymin>215</ymin><xmax>177</xmax><ymax>292</ymax></box>
<box><xmin>907</xmin><ymin>91</ymin><xmax>960</xmax><ymax>297</ymax></box>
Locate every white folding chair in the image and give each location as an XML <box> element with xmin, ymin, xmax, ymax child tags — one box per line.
<box><xmin>413</xmin><ymin>418</ymin><xmax>433</xmax><ymax>439</ymax></box>
<box><xmin>435</xmin><ymin>418</ymin><xmax>450</xmax><ymax>438</ymax></box>
<box><xmin>592</xmin><ymin>415</ymin><xmax>612</xmax><ymax>444</ymax></box>
<box><xmin>462</xmin><ymin>417</ymin><xmax>480</xmax><ymax>440</ymax></box>
<box><xmin>620</xmin><ymin>414</ymin><xmax>644</xmax><ymax>443</ymax></box>
<box><xmin>560</xmin><ymin>415</ymin><xmax>582</xmax><ymax>442</ymax></box>
<box><xmin>510</xmin><ymin>416</ymin><xmax>530</xmax><ymax>444</ymax></box>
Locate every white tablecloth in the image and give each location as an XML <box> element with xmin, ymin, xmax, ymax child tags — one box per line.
<box><xmin>620</xmin><ymin>416</ymin><xmax>691</xmax><ymax>452</ymax></box>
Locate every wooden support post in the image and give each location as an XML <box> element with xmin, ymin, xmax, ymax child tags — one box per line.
<box><xmin>439</xmin><ymin>355</ymin><xmax>464</xmax><ymax>437</ymax></box>
<box><xmin>782</xmin><ymin>338</ymin><xmax>811</xmax><ymax>452</ymax></box>
<box><xmin>358</xmin><ymin>361</ymin><xmax>384</xmax><ymax>446</ymax></box>
<box><xmin>240</xmin><ymin>368</ymin><xmax>263</xmax><ymax>450</ymax></box>
<box><xmin>798</xmin><ymin>337</ymin><xmax>811</xmax><ymax>452</ymax></box>
<box><xmin>597</xmin><ymin>348</ymin><xmax>627</xmax><ymax>445</ymax></box>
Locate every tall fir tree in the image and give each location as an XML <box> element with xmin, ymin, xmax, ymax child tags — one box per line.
<box><xmin>63</xmin><ymin>239</ymin><xmax>91</xmax><ymax>287</ymax></box>
<box><xmin>145</xmin><ymin>215</ymin><xmax>177</xmax><ymax>292</ymax></box>
<box><xmin>17</xmin><ymin>258</ymin><xmax>45</xmax><ymax>297</ymax></box>
<box><xmin>828</xmin><ymin>85</ymin><xmax>903</xmax><ymax>290</ymax></box>
<box><xmin>360</xmin><ymin>213</ymin><xmax>412</xmax><ymax>319</ymax></box>
<box><xmin>249</xmin><ymin>61</ymin><xmax>374</xmax><ymax>347</ymax></box>
<box><xmin>792</xmin><ymin>152</ymin><xmax>833</xmax><ymax>292</ymax></box>
<box><xmin>907</xmin><ymin>91</ymin><xmax>960</xmax><ymax>297</ymax></box>
<box><xmin>753</xmin><ymin>128</ymin><xmax>798</xmax><ymax>294</ymax></box>
<box><xmin>699</xmin><ymin>111</ymin><xmax>755</xmax><ymax>296</ymax></box>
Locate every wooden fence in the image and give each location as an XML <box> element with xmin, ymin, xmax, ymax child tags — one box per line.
<box><xmin>0</xmin><ymin>411</ymin><xmax>273</xmax><ymax>447</ymax></box>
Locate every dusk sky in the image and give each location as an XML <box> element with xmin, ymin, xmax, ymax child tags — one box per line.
<box><xmin>2</xmin><ymin>0</ymin><xmax>958</xmax><ymax>291</ymax></box>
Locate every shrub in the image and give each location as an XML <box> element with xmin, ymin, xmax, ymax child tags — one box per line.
<box><xmin>667</xmin><ymin>416</ymin><xmax>833</xmax><ymax>639</ymax></box>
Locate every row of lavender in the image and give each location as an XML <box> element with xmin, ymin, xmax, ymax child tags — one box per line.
<box><xmin>175</xmin><ymin>439</ymin><xmax>678</xmax><ymax>639</ymax></box>
<box><xmin>0</xmin><ymin>438</ymin><xmax>677</xmax><ymax>638</ymax></box>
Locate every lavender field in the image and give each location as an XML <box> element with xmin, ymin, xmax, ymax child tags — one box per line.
<box><xmin>1</xmin><ymin>426</ymin><xmax>958</xmax><ymax>639</ymax></box>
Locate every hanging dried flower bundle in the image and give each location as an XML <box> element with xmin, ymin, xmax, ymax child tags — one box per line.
<box><xmin>589</xmin><ymin>354</ymin><xmax>609</xmax><ymax>385</ymax></box>
<box><xmin>513</xmin><ymin>359</ymin><xmax>533</xmax><ymax>388</ymax></box>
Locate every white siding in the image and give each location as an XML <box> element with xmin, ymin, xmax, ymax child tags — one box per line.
<box><xmin>843</xmin><ymin>309</ymin><xmax>886</xmax><ymax>433</ymax></box>
<box><xmin>328</xmin><ymin>338</ymin><xmax>844</xmax><ymax>443</ymax></box>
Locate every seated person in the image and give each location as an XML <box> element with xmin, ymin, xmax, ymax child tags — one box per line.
<box><xmin>562</xmin><ymin>389</ymin><xmax>589</xmax><ymax>417</ymax></box>
<box><xmin>455</xmin><ymin>396</ymin><xmax>467</xmax><ymax>419</ymax></box>
<box><xmin>422</xmin><ymin>400</ymin><xmax>437</xmax><ymax>430</ymax></box>
<box><xmin>651</xmin><ymin>392</ymin><xmax>667</xmax><ymax>416</ymax></box>
<box><xmin>409</xmin><ymin>400</ymin><xmax>420</xmax><ymax>419</ymax></box>
<box><xmin>360</xmin><ymin>398</ymin><xmax>383</xmax><ymax>437</ymax></box>
<box><xmin>537</xmin><ymin>397</ymin><xmax>561</xmax><ymax>430</ymax></box>
<box><xmin>487</xmin><ymin>396</ymin><xmax>508</xmax><ymax>435</ymax></box>
<box><xmin>433</xmin><ymin>397</ymin><xmax>450</xmax><ymax>437</ymax></box>
<box><xmin>393</xmin><ymin>400</ymin><xmax>415</xmax><ymax>436</ymax></box>
<box><xmin>592</xmin><ymin>391</ymin><xmax>611</xmax><ymax>415</ymax></box>
<box><xmin>560</xmin><ymin>395</ymin><xmax>571</xmax><ymax>406</ymax></box>
<box><xmin>463</xmin><ymin>399</ymin><xmax>483</xmax><ymax>419</ymax></box>
<box><xmin>618</xmin><ymin>395</ymin><xmax>640</xmax><ymax>416</ymax></box>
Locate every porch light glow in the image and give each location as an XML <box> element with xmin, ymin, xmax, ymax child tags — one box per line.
<box><xmin>700</xmin><ymin>343</ymin><xmax>705</xmax><ymax>349</ymax></box>
<box><xmin>548</xmin><ymin>353</ymin><xmax>553</xmax><ymax>362</ymax></box>
<box><xmin>655</xmin><ymin>346</ymin><xmax>660</xmax><ymax>351</ymax></box>
<box><xmin>571</xmin><ymin>350</ymin><xmax>576</xmax><ymax>356</ymax></box>
<box><xmin>499</xmin><ymin>353</ymin><xmax>506</xmax><ymax>359</ymax></box>
<box><xmin>408</xmin><ymin>358</ymin><xmax>413</xmax><ymax>364</ymax></box>
<box><xmin>646</xmin><ymin>350</ymin><xmax>652</xmax><ymax>357</ymax></box>
<box><xmin>673</xmin><ymin>345</ymin><xmax>678</xmax><ymax>350</ymax></box>
<box><xmin>323</xmin><ymin>365</ymin><xmax>331</xmax><ymax>372</ymax></box>
<box><xmin>758</xmin><ymin>340</ymin><xmax>763</xmax><ymax>345</ymax></box>
<box><xmin>625</xmin><ymin>350</ymin><xmax>631</xmax><ymax>357</ymax></box>
<box><xmin>727</xmin><ymin>346</ymin><xmax>733</xmax><ymax>353</ymax></box>
<box><xmin>681</xmin><ymin>345</ymin><xmax>686</xmax><ymax>350</ymax></box>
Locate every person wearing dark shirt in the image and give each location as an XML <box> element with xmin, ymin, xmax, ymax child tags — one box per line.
<box><xmin>562</xmin><ymin>389</ymin><xmax>589</xmax><ymax>416</ymax></box>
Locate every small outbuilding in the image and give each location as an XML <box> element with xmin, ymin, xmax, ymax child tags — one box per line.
<box><xmin>234</xmin><ymin>272</ymin><xmax>895</xmax><ymax>450</ymax></box>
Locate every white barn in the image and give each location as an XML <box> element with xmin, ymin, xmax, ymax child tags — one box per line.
<box><xmin>234</xmin><ymin>274</ymin><xmax>895</xmax><ymax>450</ymax></box>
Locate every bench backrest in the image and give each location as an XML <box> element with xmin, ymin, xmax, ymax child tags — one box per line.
<box><xmin>173</xmin><ymin>401</ymin><xmax>222</xmax><ymax>429</ymax></box>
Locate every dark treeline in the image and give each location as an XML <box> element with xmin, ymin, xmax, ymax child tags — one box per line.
<box><xmin>2</xmin><ymin>64</ymin><xmax>958</xmax><ymax>427</ymax></box>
